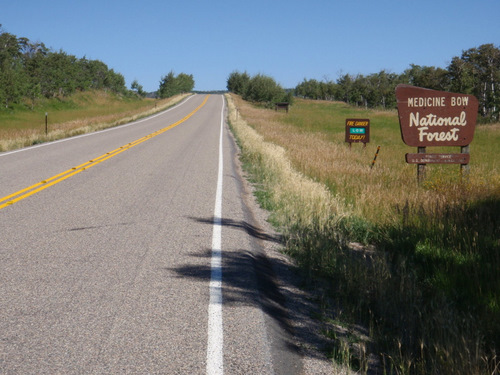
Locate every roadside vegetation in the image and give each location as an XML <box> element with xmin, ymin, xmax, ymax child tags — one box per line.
<box><xmin>0</xmin><ymin>91</ymin><xmax>189</xmax><ymax>152</ymax></box>
<box><xmin>226</xmin><ymin>93</ymin><xmax>499</xmax><ymax>374</ymax></box>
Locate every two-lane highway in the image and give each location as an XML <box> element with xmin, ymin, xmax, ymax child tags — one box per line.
<box><xmin>0</xmin><ymin>95</ymin><xmax>302</xmax><ymax>374</ymax></box>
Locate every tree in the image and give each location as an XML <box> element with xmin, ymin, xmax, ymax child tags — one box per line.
<box><xmin>448</xmin><ymin>44</ymin><xmax>500</xmax><ymax>121</ymax></box>
<box><xmin>295</xmin><ymin>78</ymin><xmax>338</xmax><ymax>101</ymax></box>
<box><xmin>404</xmin><ymin>64</ymin><xmax>450</xmax><ymax>91</ymax></box>
<box><xmin>243</xmin><ymin>74</ymin><xmax>287</xmax><ymax>105</ymax></box>
<box><xmin>21</xmin><ymin>39</ymin><xmax>48</xmax><ymax>108</ymax></box>
<box><xmin>131</xmin><ymin>79</ymin><xmax>146</xmax><ymax>97</ymax></box>
<box><xmin>336</xmin><ymin>73</ymin><xmax>351</xmax><ymax>104</ymax></box>
<box><xmin>227</xmin><ymin>71</ymin><xmax>250</xmax><ymax>95</ymax></box>
<box><xmin>158</xmin><ymin>71</ymin><xmax>177</xmax><ymax>98</ymax></box>
<box><xmin>176</xmin><ymin>73</ymin><xmax>195</xmax><ymax>93</ymax></box>
<box><xmin>158</xmin><ymin>71</ymin><xmax>194</xmax><ymax>98</ymax></box>
<box><xmin>295</xmin><ymin>78</ymin><xmax>320</xmax><ymax>99</ymax></box>
<box><xmin>0</xmin><ymin>31</ymin><xmax>26</xmax><ymax>108</ymax></box>
<box><xmin>367</xmin><ymin>70</ymin><xmax>401</xmax><ymax>108</ymax></box>
<box><xmin>38</xmin><ymin>50</ymin><xmax>76</xmax><ymax>97</ymax></box>
<box><xmin>86</xmin><ymin>59</ymin><xmax>109</xmax><ymax>90</ymax></box>
<box><xmin>104</xmin><ymin>69</ymin><xmax>126</xmax><ymax>94</ymax></box>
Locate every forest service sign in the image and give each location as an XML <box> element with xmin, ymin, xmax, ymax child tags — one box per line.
<box><xmin>395</xmin><ymin>85</ymin><xmax>479</xmax><ymax>147</ymax></box>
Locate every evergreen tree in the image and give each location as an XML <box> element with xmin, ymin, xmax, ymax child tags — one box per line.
<box><xmin>131</xmin><ymin>79</ymin><xmax>146</xmax><ymax>97</ymax></box>
<box><xmin>158</xmin><ymin>71</ymin><xmax>194</xmax><ymax>98</ymax></box>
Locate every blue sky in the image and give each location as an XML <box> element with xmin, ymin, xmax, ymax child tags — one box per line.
<box><xmin>2</xmin><ymin>0</ymin><xmax>499</xmax><ymax>92</ymax></box>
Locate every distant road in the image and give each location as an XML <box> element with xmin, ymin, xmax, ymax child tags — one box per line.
<box><xmin>0</xmin><ymin>95</ymin><xmax>302</xmax><ymax>374</ymax></box>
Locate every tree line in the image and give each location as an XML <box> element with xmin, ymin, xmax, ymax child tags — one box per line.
<box><xmin>295</xmin><ymin>44</ymin><xmax>500</xmax><ymax>122</ymax></box>
<box><xmin>0</xmin><ymin>26</ymin><xmax>196</xmax><ymax>110</ymax></box>
<box><xmin>0</xmin><ymin>27</ymin><xmax>129</xmax><ymax>109</ymax></box>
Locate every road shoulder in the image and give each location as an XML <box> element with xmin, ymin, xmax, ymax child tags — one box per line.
<box><xmin>227</xmin><ymin>123</ymin><xmax>352</xmax><ymax>375</ymax></box>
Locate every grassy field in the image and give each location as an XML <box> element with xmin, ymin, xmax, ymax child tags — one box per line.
<box><xmin>227</xmin><ymin>94</ymin><xmax>499</xmax><ymax>374</ymax></box>
<box><xmin>0</xmin><ymin>91</ymin><xmax>189</xmax><ymax>152</ymax></box>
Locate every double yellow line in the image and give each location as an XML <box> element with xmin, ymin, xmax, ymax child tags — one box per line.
<box><xmin>0</xmin><ymin>95</ymin><xmax>209</xmax><ymax>211</ymax></box>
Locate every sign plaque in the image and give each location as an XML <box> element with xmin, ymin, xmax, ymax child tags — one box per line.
<box><xmin>395</xmin><ymin>85</ymin><xmax>478</xmax><ymax>147</ymax></box>
<box><xmin>405</xmin><ymin>153</ymin><xmax>470</xmax><ymax>164</ymax></box>
<box><xmin>345</xmin><ymin>119</ymin><xmax>370</xmax><ymax>145</ymax></box>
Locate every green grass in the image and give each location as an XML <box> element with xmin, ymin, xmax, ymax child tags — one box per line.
<box><xmin>1</xmin><ymin>91</ymin><xmax>144</xmax><ymax>129</ymax></box>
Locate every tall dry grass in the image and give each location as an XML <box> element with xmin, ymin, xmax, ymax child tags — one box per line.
<box><xmin>227</xmin><ymin>93</ymin><xmax>500</xmax><ymax>375</ymax></box>
<box><xmin>226</xmin><ymin>94</ymin><xmax>348</xmax><ymax>232</ymax></box>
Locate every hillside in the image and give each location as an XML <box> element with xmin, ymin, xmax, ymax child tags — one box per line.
<box><xmin>0</xmin><ymin>91</ymin><xmax>189</xmax><ymax>152</ymax></box>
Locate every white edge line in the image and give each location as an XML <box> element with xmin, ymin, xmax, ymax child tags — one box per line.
<box><xmin>0</xmin><ymin>95</ymin><xmax>195</xmax><ymax>157</ymax></box>
<box><xmin>207</xmin><ymin>96</ymin><xmax>224</xmax><ymax>375</ymax></box>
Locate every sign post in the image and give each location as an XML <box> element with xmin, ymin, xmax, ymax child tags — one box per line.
<box><xmin>461</xmin><ymin>145</ymin><xmax>470</xmax><ymax>177</ymax></box>
<box><xmin>395</xmin><ymin>85</ymin><xmax>478</xmax><ymax>183</ymax></box>
<box><xmin>370</xmin><ymin>146</ymin><xmax>381</xmax><ymax>169</ymax></box>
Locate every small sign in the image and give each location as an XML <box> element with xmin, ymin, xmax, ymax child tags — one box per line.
<box><xmin>345</xmin><ymin>119</ymin><xmax>370</xmax><ymax>144</ymax></box>
<box><xmin>395</xmin><ymin>85</ymin><xmax>478</xmax><ymax>147</ymax></box>
<box><xmin>406</xmin><ymin>153</ymin><xmax>470</xmax><ymax>164</ymax></box>
<box><xmin>275</xmin><ymin>102</ymin><xmax>289</xmax><ymax>112</ymax></box>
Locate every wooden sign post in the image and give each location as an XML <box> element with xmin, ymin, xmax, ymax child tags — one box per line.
<box><xmin>395</xmin><ymin>85</ymin><xmax>478</xmax><ymax>183</ymax></box>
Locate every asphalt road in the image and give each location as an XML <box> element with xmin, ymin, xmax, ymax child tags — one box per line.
<box><xmin>0</xmin><ymin>95</ymin><xmax>303</xmax><ymax>374</ymax></box>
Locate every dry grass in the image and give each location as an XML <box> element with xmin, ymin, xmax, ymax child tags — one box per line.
<box><xmin>230</xmin><ymin>95</ymin><xmax>500</xmax><ymax>225</ymax></box>
<box><xmin>227</xmin><ymin>94</ymin><xmax>345</xmax><ymax>231</ymax></box>
<box><xmin>227</xmin><ymin>93</ymin><xmax>500</xmax><ymax>375</ymax></box>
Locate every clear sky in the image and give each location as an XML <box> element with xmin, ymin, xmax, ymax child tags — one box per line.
<box><xmin>2</xmin><ymin>0</ymin><xmax>499</xmax><ymax>92</ymax></box>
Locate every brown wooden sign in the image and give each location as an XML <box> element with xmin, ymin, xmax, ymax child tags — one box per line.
<box><xmin>395</xmin><ymin>85</ymin><xmax>478</xmax><ymax>147</ymax></box>
<box><xmin>275</xmin><ymin>102</ymin><xmax>289</xmax><ymax>112</ymax></box>
<box><xmin>345</xmin><ymin>119</ymin><xmax>370</xmax><ymax>144</ymax></box>
<box><xmin>406</xmin><ymin>153</ymin><xmax>470</xmax><ymax>164</ymax></box>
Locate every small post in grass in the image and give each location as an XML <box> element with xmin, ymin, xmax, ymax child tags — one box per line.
<box><xmin>417</xmin><ymin>146</ymin><xmax>426</xmax><ymax>184</ymax></box>
<box><xmin>461</xmin><ymin>145</ymin><xmax>470</xmax><ymax>181</ymax></box>
<box><xmin>45</xmin><ymin>112</ymin><xmax>48</xmax><ymax>135</ymax></box>
<box><xmin>370</xmin><ymin>146</ymin><xmax>381</xmax><ymax>169</ymax></box>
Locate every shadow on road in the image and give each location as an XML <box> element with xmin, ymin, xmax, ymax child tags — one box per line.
<box><xmin>191</xmin><ymin>216</ymin><xmax>282</xmax><ymax>243</ymax></box>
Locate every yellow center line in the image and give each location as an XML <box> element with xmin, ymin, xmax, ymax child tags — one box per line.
<box><xmin>0</xmin><ymin>95</ymin><xmax>210</xmax><ymax>210</ymax></box>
